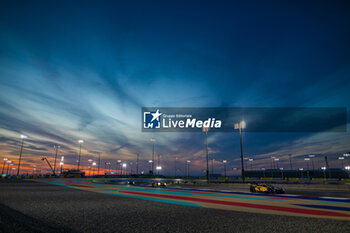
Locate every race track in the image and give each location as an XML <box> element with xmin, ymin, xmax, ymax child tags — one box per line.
<box><xmin>42</xmin><ymin>179</ymin><xmax>350</xmax><ymax>221</ymax></box>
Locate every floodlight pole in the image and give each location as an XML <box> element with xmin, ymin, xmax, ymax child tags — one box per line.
<box><xmin>223</xmin><ymin>160</ymin><xmax>227</xmax><ymax>177</ymax></box>
<box><xmin>53</xmin><ymin>145</ymin><xmax>60</xmax><ymax>176</ymax></box>
<box><xmin>2</xmin><ymin>158</ymin><xmax>8</xmax><ymax>174</ymax></box>
<box><xmin>175</xmin><ymin>157</ymin><xmax>177</xmax><ymax>177</ymax></box>
<box><xmin>17</xmin><ymin>135</ymin><xmax>26</xmax><ymax>176</ymax></box>
<box><xmin>239</xmin><ymin>125</ymin><xmax>245</xmax><ymax>183</ymax></box>
<box><xmin>136</xmin><ymin>153</ymin><xmax>139</xmax><ymax>175</ymax></box>
<box><xmin>203</xmin><ymin>127</ymin><xmax>210</xmax><ymax>183</ymax></box>
<box><xmin>77</xmin><ymin>140</ymin><xmax>84</xmax><ymax>170</ymax></box>
<box><xmin>98</xmin><ymin>152</ymin><xmax>101</xmax><ymax>175</ymax></box>
<box><xmin>235</xmin><ymin>121</ymin><xmax>246</xmax><ymax>183</ymax></box>
<box><xmin>151</xmin><ymin>138</ymin><xmax>155</xmax><ymax>174</ymax></box>
<box><xmin>157</xmin><ymin>154</ymin><xmax>160</xmax><ymax>175</ymax></box>
<box><xmin>288</xmin><ymin>154</ymin><xmax>293</xmax><ymax>170</ymax></box>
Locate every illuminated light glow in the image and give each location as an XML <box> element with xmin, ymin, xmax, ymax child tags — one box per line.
<box><xmin>234</xmin><ymin>121</ymin><xmax>246</xmax><ymax>129</ymax></box>
<box><xmin>202</xmin><ymin>126</ymin><xmax>209</xmax><ymax>132</ymax></box>
<box><xmin>78</xmin><ymin>140</ymin><xmax>84</xmax><ymax>144</ymax></box>
<box><xmin>20</xmin><ymin>135</ymin><xmax>27</xmax><ymax>139</ymax></box>
<box><xmin>156</xmin><ymin>166</ymin><xmax>162</xmax><ymax>170</ymax></box>
<box><xmin>122</xmin><ymin>163</ymin><xmax>127</xmax><ymax>168</ymax></box>
<box><xmin>304</xmin><ymin>158</ymin><xmax>310</xmax><ymax>161</ymax></box>
<box><xmin>338</xmin><ymin>157</ymin><xmax>344</xmax><ymax>160</ymax></box>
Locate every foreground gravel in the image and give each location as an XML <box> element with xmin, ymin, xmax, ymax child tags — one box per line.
<box><xmin>0</xmin><ymin>180</ymin><xmax>349</xmax><ymax>233</ymax></box>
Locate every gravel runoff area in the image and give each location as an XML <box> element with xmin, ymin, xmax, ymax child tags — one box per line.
<box><xmin>0</xmin><ymin>180</ymin><xmax>349</xmax><ymax>233</ymax></box>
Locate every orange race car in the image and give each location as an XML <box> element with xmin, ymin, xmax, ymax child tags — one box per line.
<box><xmin>250</xmin><ymin>183</ymin><xmax>285</xmax><ymax>194</ymax></box>
<box><xmin>152</xmin><ymin>182</ymin><xmax>167</xmax><ymax>187</ymax></box>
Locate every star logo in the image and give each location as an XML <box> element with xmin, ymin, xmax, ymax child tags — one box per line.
<box><xmin>143</xmin><ymin>109</ymin><xmax>162</xmax><ymax>129</ymax></box>
<box><xmin>151</xmin><ymin>109</ymin><xmax>162</xmax><ymax>122</ymax></box>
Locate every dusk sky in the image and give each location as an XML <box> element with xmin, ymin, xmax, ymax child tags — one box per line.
<box><xmin>0</xmin><ymin>0</ymin><xmax>350</xmax><ymax>175</ymax></box>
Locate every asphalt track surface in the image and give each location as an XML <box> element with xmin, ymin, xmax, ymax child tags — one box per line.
<box><xmin>0</xmin><ymin>180</ymin><xmax>349</xmax><ymax>233</ymax></box>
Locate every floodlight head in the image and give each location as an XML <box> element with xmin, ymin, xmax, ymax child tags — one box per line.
<box><xmin>122</xmin><ymin>163</ymin><xmax>127</xmax><ymax>167</ymax></box>
<box><xmin>3</xmin><ymin>158</ymin><xmax>8</xmax><ymax>161</ymax></box>
<box><xmin>20</xmin><ymin>135</ymin><xmax>27</xmax><ymax>139</ymax></box>
<box><xmin>234</xmin><ymin>121</ymin><xmax>246</xmax><ymax>129</ymax></box>
<box><xmin>150</xmin><ymin>138</ymin><xmax>156</xmax><ymax>142</ymax></box>
<box><xmin>187</xmin><ymin>160</ymin><xmax>191</xmax><ymax>163</ymax></box>
<box><xmin>304</xmin><ymin>158</ymin><xmax>310</xmax><ymax>161</ymax></box>
<box><xmin>309</xmin><ymin>154</ymin><xmax>315</xmax><ymax>158</ymax></box>
<box><xmin>202</xmin><ymin>127</ymin><xmax>209</xmax><ymax>132</ymax></box>
<box><xmin>339</xmin><ymin>157</ymin><xmax>344</xmax><ymax>160</ymax></box>
<box><xmin>78</xmin><ymin>140</ymin><xmax>84</xmax><ymax>144</ymax></box>
<box><xmin>92</xmin><ymin>162</ymin><xmax>96</xmax><ymax>166</ymax></box>
<box><xmin>223</xmin><ymin>160</ymin><xmax>227</xmax><ymax>163</ymax></box>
